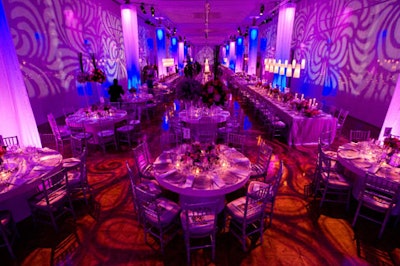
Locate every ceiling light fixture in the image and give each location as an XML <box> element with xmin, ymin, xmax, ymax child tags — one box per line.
<box><xmin>140</xmin><ymin>2</ymin><xmax>146</xmax><ymax>14</ymax></box>
<box><xmin>260</xmin><ymin>4</ymin><xmax>264</xmax><ymax>16</ymax></box>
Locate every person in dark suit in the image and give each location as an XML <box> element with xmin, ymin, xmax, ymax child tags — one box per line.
<box><xmin>108</xmin><ymin>78</ymin><xmax>124</xmax><ymax>102</ymax></box>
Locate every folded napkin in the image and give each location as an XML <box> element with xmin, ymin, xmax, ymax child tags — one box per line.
<box><xmin>232</xmin><ymin>157</ymin><xmax>250</xmax><ymax>163</ymax></box>
<box><xmin>33</xmin><ymin>165</ymin><xmax>53</xmax><ymax>172</ymax></box>
<box><xmin>183</xmin><ymin>175</ymin><xmax>194</xmax><ymax>188</ymax></box>
<box><xmin>153</xmin><ymin>158</ymin><xmax>172</xmax><ymax>165</ymax></box>
<box><xmin>228</xmin><ymin>169</ymin><xmax>249</xmax><ymax>179</ymax></box>
<box><xmin>157</xmin><ymin>199</ymin><xmax>173</xmax><ymax>211</ymax></box>
<box><xmin>212</xmin><ymin>175</ymin><xmax>225</xmax><ymax>188</ymax></box>
<box><xmin>158</xmin><ymin>169</ymin><xmax>177</xmax><ymax>179</ymax></box>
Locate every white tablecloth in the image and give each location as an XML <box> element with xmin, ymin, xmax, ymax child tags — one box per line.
<box><xmin>247</xmin><ymin>85</ymin><xmax>337</xmax><ymax>146</ymax></box>
<box><xmin>0</xmin><ymin>147</ymin><xmax>63</xmax><ymax>221</ymax></box>
<box><xmin>337</xmin><ymin>142</ymin><xmax>400</xmax><ymax>215</ymax></box>
<box><xmin>154</xmin><ymin>144</ymin><xmax>250</xmax><ymax>212</ymax></box>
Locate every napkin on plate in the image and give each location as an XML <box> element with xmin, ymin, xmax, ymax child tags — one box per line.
<box><xmin>183</xmin><ymin>175</ymin><xmax>194</xmax><ymax>188</ymax></box>
<box><xmin>158</xmin><ymin>169</ymin><xmax>177</xmax><ymax>179</ymax></box>
<box><xmin>212</xmin><ymin>175</ymin><xmax>225</xmax><ymax>188</ymax></box>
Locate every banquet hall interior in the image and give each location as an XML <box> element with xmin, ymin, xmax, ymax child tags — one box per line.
<box><xmin>1</xmin><ymin>0</ymin><xmax>400</xmax><ymax>265</ymax></box>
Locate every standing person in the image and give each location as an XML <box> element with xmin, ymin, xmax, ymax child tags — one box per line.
<box><xmin>146</xmin><ymin>66</ymin><xmax>155</xmax><ymax>95</ymax></box>
<box><xmin>108</xmin><ymin>78</ymin><xmax>124</xmax><ymax>102</ymax></box>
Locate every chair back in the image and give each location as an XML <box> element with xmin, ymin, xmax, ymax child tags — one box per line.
<box><xmin>133</xmin><ymin>142</ymin><xmax>152</xmax><ymax>173</ymax></box>
<box><xmin>70</xmin><ymin>135</ymin><xmax>84</xmax><ymax>158</ymax></box>
<box><xmin>2</xmin><ymin>136</ymin><xmax>19</xmax><ymax>148</ymax></box>
<box><xmin>337</xmin><ymin>109</ymin><xmax>349</xmax><ymax>126</ymax></box>
<box><xmin>181</xmin><ymin>201</ymin><xmax>218</xmax><ymax>237</ymax></box>
<box><xmin>40</xmin><ymin>133</ymin><xmax>58</xmax><ymax>150</ymax></box>
<box><xmin>270</xmin><ymin>160</ymin><xmax>283</xmax><ymax>198</ymax></box>
<box><xmin>126</xmin><ymin>161</ymin><xmax>141</xmax><ymax>187</ymax></box>
<box><xmin>243</xmin><ymin>186</ymin><xmax>270</xmax><ymax>221</ymax></box>
<box><xmin>47</xmin><ymin>113</ymin><xmax>62</xmax><ymax>141</ymax></box>
<box><xmin>39</xmin><ymin>170</ymin><xmax>69</xmax><ymax>206</ymax></box>
<box><xmin>349</xmin><ymin>130</ymin><xmax>370</xmax><ymax>143</ymax></box>
<box><xmin>227</xmin><ymin>133</ymin><xmax>245</xmax><ymax>153</ymax></box>
<box><xmin>319</xmin><ymin>145</ymin><xmax>336</xmax><ymax>178</ymax></box>
<box><xmin>361</xmin><ymin>173</ymin><xmax>400</xmax><ymax>206</ymax></box>
<box><xmin>256</xmin><ymin>141</ymin><xmax>273</xmax><ymax>173</ymax></box>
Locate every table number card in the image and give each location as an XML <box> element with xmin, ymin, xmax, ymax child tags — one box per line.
<box><xmin>183</xmin><ymin>127</ymin><xmax>190</xmax><ymax>139</ymax></box>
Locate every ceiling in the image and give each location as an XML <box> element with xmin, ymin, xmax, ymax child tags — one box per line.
<box><xmin>114</xmin><ymin>0</ymin><xmax>285</xmax><ymax>47</ymax></box>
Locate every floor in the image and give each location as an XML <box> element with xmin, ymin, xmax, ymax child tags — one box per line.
<box><xmin>2</xmin><ymin>92</ymin><xmax>400</xmax><ymax>266</ymax></box>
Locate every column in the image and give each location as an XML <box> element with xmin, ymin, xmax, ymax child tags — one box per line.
<box><xmin>229</xmin><ymin>41</ymin><xmax>236</xmax><ymax>71</ymax></box>
<box><xmin>248</xmin><ymin>27</ymin><xmax>258</xmax><ymax>76</ymax></box>
<box><xmin>170</xmin><ymin>36</ymin><xmax>178</xmax><ymax>72</ymax></box>
<box><xmin>0</xmin><ymin>1</ymin><xmax>40</xmax><ymax>147</ymax></box>
<box><xmin>156</xmin><ymin>27</ymin><xmax>167</xmax><ymax>78</ymax></box>
<box><xmin>235</xmin><ymin>36</ymin><xmax>244</xmax><ymax>73</ymax></box>
<box><xmin>178</xmin><ymin>41</ymin><xmax>184</xmax><ymax>73</ymax></box>
<box><xmin>121</xmin><ymin>3</ymin><xmax>141</xmax><ymax>90</ymax></box>
<box><xmin>274</xmin><ymin>3</ymin><xmax>296</xmax><ymax>89</ymax></box>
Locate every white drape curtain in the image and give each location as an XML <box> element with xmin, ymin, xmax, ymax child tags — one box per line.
<box><xmin>275</xmin><ymin>3</ymin><xmax>296</xmax><ymax>61</ymax></box>
<box><xmin>0</xmin><ymin>2</ymin><xmax>41</xmax><ymax>147</ymax></box>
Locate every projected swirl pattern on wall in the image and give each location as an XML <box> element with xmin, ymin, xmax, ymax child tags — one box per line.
<box><xmin>290</xmin><ymin>0</ymin><xmax>400</xmax><ymax>125</ymax></box>
<box><xmin>4</xmin><ymin>0</ymin><xmax>127</xmax><ymax>99</ymax></box>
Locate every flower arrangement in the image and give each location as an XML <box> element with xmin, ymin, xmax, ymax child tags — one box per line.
<box><xmin>176</xmin><ymin>78</ymin><xmax>203</xmax><ymax>102</ymax></box>
<box><xmin>384</xmin><ymin>136</ymin><xmax>400</xmax><ymax>151</ymax></box>
<box><xmin>282</xmin><ymin>92</ymin><xmax>294</xmax><ymax>103</ymax></box>
<box><xmin>0</xmin><ymin>146</ymin><xmax>6</xmax><ymax>165</ymax></box>
<box><xmin>201</xmin><ymin>79</ymin><xmax>228</xmax><ymax>107</ymax></box>
<box><xmin>291</xmin><ymin>100</ymin><xmax>309</xmax><ymax>111</ymax></box>
<box><xmin>304</xmin><ymin>108</ymin><xmax>320</xmax><ymax>117</ymax></box>
<box><xmin>180</xmin><ymin>142</ymin><xmax>219</xmax><ymax>169</ymax></box>
<box><xmin>77</xmin><ymin>52</ymin><xmax>106</xmax><ymax>84</ymax></box>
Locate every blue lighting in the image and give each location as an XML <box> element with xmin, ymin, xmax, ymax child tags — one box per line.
<box><xmin>237</xmin><ymin>37</ymin><xmax>243</xmax><ymax>45</ymax></box>
<box><xmin>147</xmin><ymin>38</ymin><xmax>154</xmax><ymax>50</ymax></box>
<box><xmin>226</xmin><ymin>44</ymin><xmax>229</xmax><ymax>51</ymax></box>
<box><xmin>250</xmin><ymin>29</ymin><xmax>258</xmax><ymax>40</ymax></box>
<box><xmin>162</xmin><ymin>115</ymin><xmax>169</xmax><ymax>131</ymax></box>
<box><xmin>171</xmin><ymin>37</ymin><xmax>177</xmax><ymax>46</ymax></box>
<box><xmin>260</xmin><ymin>38</ymin><xmax>267</xmax><ymax>51</ymax></box>
<box><xmin>157</xmin><ymin>29</ymin><xmax>164</xmax><ymax>40</ymax></box>
<box><xmin>243</xmin><ymin>116</ymin><xmax>252</xmax><ymax>131</ymax></box>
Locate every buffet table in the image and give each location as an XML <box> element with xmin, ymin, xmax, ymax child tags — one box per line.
<box><xmin>153</xmin><ymin>144</ymin><xmax>250</xmax><ymax>212</ymax></box>
<box><xmin>247</xmin><ymin>85</ymin><xmax>337</xmax><ymax>146</ymax></box>
<box><xmin>0</xmin><ymin>147</ymin><xmax>63</xmax><ymax>221</ymax></box>
<box><xmin>337</xmin><ymin>142</ymin><xmax>400</xmax><ymax>214</ymax></box>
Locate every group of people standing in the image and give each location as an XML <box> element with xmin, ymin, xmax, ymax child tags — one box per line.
<box><xmin>107</xmin><ymin>65</ymin><xmax>158</xmax><ymax>102</ymax></box>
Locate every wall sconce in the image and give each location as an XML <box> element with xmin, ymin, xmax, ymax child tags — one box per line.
<box><xmin>286</xmin><ymin>65</ymin><xmax>293</xmax><ymax>77</ymax></box>
<box><xmin>293</xmin><ymin>64</ymin><xmax>301</xmax><ymax>78</ymax></box>
<box><xmin>279</xmin><ymin>66</ymin><xmax>285</xmax><ymax>75</ymax></box>
<box><xmin>260</xmin><ymin>4</ymin><xmax>265</xmax><ymax>16</ymax></box>
<box><xmin>301</xmin><ymin>59</ymin><xmax>306</xmax><ymax>69</ymax></box>
<box><xmin>151</xmin><ymin>6</ymin><xmax>155</xmax><ymax>17</ymax></box>
<box><xmin>140</xmin><ymin>2</ymin><xmax>146</xmax><ymax>14</ymax></box>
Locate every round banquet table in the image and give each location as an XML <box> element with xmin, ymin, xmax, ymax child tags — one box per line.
<box><xmin>65</xmin><ymin>108</ymin><xmax>127</xmax><ymax>144</ymax></box>
<box><xmin>153</xmin><ymin>144</ymin><xmax>250</xmax><ymax>212</ymax></box>
<box><xmin>0</xmin><ymin>147</ymin><xmax>63</xmax><ymax>221</ymax></box>
<box><xmin>178</xmin><ymin>108</ymin><xmax>230</xmax><ymax>125</ymax></box>
<box><xmin>337</xmin><ymin>142</ymin><xmax>400</xmax><ymax>214</ymax></box>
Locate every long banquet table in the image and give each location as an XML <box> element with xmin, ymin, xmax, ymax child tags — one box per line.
<box><xmin>0</xmin><ymin>147</ymin><xmax>63</xmax><ymax>221</ymax></box>
<box><xmin>247</xmin><ymin>85</ymin><xmax>337</xmax><ymax>146</ymax></box>
<box><xmin>153</xmin><ymin>144</ymin><xmax>250</xmax><ymax>212</ymax></box>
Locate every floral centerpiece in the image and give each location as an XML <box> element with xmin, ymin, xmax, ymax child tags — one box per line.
<box><xmin>77</xmin><ymin>52</ymin><xmax>106</xmax><ymax>84</ymax></box>
<box><xmin>384</xmin><ymin>136</ymin><xmax>400</xmax><ymax>151</ymax></box>
<box><xmin>304</xmin><ymin>108</ymin><xmax>320</xmax><ymax>117</ymax></box>
<box><xmin>176</xmin><ymin>78</ymin><xmax>203</xmax><ymax>102</ymax></box>
<box><xmin>282</xmin><ymin>92</ymin><xmax>294</xmax><ymax>103</ymax></box>
<box><xmin>291</xmin><ymin>100</ymin><xmax>309</xmax><ymax>112</ymax></box>
<box><xmin>0</xmin><ymin>146</ymin><xmax>6</xmax><ymax>166</ymax></box>
<box><xmin>180</xmin><ymin>142</ymin><xmax>219</xmax><ymax>170</ymax></box>
<box><xmin>201</xmin><ymin>79</ymin><xmax>228</xmax><ymax>107</ymax></box>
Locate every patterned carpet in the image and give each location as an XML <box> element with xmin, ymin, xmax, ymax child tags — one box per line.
<box><xmin>2</xmin><ymin>97</ymin><xmax>400</xmax><ymax>266</ymax></box>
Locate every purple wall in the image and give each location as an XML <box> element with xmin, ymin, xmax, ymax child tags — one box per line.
<box><xmin>2</xmin><ymin>0</ymin><xmax>154</xmax><ymax>125</ymax></box>
<box><xmin>261</xmin><ymin>0</ymin><xmax>400</xmax><ymax>128</ymax></box>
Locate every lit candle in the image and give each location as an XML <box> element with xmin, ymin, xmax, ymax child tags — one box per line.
<box><xmin>294</xmin><ymin>93</ymin><xmax>298</xmax><ymax>100</ymax></box>
<box><xmin>301</xmin><ymin>94</ymin><xmax>304</xmax><ymax>100</ymax></box>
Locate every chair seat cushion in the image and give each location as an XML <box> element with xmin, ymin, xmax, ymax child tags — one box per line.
<box><xmin>361</xmin><ymin>195</ymin><xmax>393</xmax><ymax>212</ymax></box>
<box><xmin>74</xmin><ymin>132</ymin><xmax>92</xmax><ymax>140</ymax></box>
<box><xmin>322</xmin><ymin>172</ymin><xmax>351</xmax><ymax>188</ymax></box>
<box><xmin>145</xmin><ymin>197</ymin><xmax>180</xmax><ymax>227</ymax></box>
<box><xmin>272</xmin><ymin>120</ymin><xmax>286</xmax><ymax>128</ymax></box>
<box><xmin>136</xmin><ymin>181</ymin><xmax>162</xmax><ymax>196</ymax></box>
<box><xmin>62</xmin><ymin>157</ymin><xmax>81</xmax><ymax>169</ymax></box>
<box><xmin>117</xmin><ymin>125</ymin><xmax>135</xmax><ymax>133</ymax></box>
<box><xmin>31</xmin><ymin>190</ymin><xmax>68</xmax><ymax>208</ymax></box>
<box><xmin>180</xmin><ymin>212</ymin><xmax>216</xmax><ymax>236</ymax></box>
<box><xmin>98</xmin><ymin>130</ymin><xmax>114</xmax><ymax>137</ymax></box>
<box><xmin>226</xmin><ymin>196</ymin><xmax>263</xmax><ymax>222</ymax></box>
<box><xmin>247</xmin><ymin>181</ymin><xmax>271</xmax><ymax>194</ymax></box>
